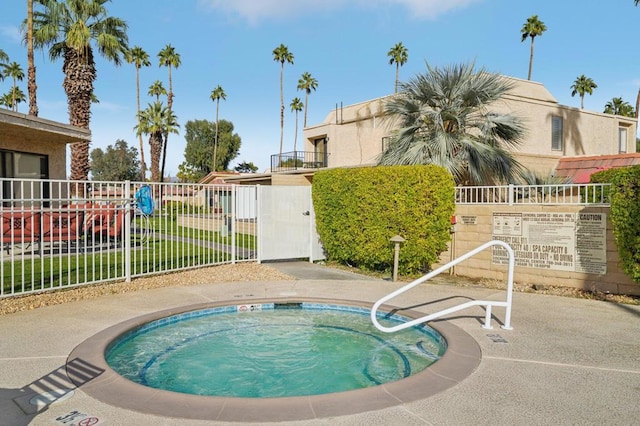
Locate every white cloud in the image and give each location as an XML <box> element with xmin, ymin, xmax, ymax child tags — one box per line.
<box><xmin>199</xmin><ymin>0</ymin><xmax>481</xmax><ymax>23</ymax></box>
<box><xmin>93</xmin><ymin>100</ymin><xmax>129</xmax><ymax>113</ymax></box>
<box><xmin>0</xmin><ymin>25</ymin><xmax>22</xmax><ymax>44</ymax></box>
<box><xmin>395</xmin><ymin>0</ymin><xmax>482</xmax><ymax>19</ymax></box>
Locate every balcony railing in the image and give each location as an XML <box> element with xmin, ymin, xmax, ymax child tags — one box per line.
<box><xmin>271</xmin><ymin>151</ymin><xmax>328</xmax><ymax>172</ymax></box>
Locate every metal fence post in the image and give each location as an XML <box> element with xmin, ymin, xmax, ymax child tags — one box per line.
<box><xmin>231</xmin><ymin>184</ymin><xmax>236</xmax><ymax>264</ymax></box>
<box><xmin>124</xmin><ymin>180</ymin><xmax>132</xmax><ymax>282</ymax></box>
<box><xmin>256</xmin><ymin>184</ymin><xmax>262</xmax><ymax>263</ymax></box>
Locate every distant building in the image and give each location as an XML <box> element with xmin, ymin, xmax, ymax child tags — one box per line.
<box><xmin>302</xmin><ymin>76</ymin><xmax>638</xmax><ymax>179</ymax></box>
<box><xmin>0</xmin><ymin>109</ymin><xmax>90</xmax><ymax>180</ymax></box>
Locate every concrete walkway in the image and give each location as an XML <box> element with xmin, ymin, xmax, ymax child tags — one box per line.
<box><xmin>1</xmin><ymin>263</ymin><xmax>639</xmax><ymax>425</ymax></box>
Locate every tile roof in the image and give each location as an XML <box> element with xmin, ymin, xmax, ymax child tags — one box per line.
<box><xmin>555</xmin><ymin>153</ymin><xmax>640</xmax><ymax>183</ymax></box>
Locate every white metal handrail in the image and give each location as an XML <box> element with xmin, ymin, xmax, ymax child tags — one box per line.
<box><xmin>371</xmin><ymin>240</ymin><xmax>515</xmax><ymax>332</ymax></box>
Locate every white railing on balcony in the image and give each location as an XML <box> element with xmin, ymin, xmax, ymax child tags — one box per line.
<box><xmin>455</xmin><ymin>183</ymin><xmax>611</xmax><ymax>205</ymax></box>
<box><xmin>1</xmin><ymin>178</ymin><xmax>257</xmax><ymax>298</ymax></box>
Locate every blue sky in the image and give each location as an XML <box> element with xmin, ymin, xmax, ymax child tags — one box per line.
<box><xmin>1</xmin><ymin>0</ymin><xmax>639</xmax><ymax>176</ymax></box>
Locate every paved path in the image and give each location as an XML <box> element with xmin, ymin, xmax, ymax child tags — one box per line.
<box><xmin>266</xmin><ymin>260</ymin><xmax>379</xmax><ymax>281</ymax></box>
<box><xmin>1</xmin><ymin>263</ymin><xmax>639</xmax><ymax>425</ymax></box>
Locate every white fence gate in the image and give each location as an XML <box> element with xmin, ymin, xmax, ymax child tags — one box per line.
<box><xmin>257</xmin><ymin>186</ymin><xmax>324</xmax><ymax>262</ymax></box>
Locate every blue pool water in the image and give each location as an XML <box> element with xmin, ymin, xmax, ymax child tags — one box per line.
<box><xmin>106</xmin><ymin>303</ymin><xmax>447</xmax><ymax>398</ymax></box>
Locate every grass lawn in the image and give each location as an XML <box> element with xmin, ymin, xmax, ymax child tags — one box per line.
<box><xmin>135</xmin><ymin>216</ymin><xmax>256</xmax><ymax>248</ymax></box>
<box><xmin>1</xmin><ymin>238</ymin><xmax>227</xmax><ymax>296</ymax></box>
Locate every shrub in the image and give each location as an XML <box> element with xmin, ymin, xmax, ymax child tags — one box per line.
<box><xmin>312</xmin><ymin>165</ymin><xmax>455</xmax><ymax>274</ymax></box>
<box><xmin>591</xmin><ymin>166</ymin><xmax>640</xmax><ymax>282</ymax></box>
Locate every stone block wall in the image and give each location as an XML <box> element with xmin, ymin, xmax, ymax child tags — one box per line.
<box><xmin>436</xmin><ymin>204</ymin><xmax>639</xmax><ymax>296</ymax></box>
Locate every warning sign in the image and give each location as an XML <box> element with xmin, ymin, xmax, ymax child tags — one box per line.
<box><xmin>492</xmin><ymin>212</ymin><xmax>606</xmax><ymax>274</ymax></box>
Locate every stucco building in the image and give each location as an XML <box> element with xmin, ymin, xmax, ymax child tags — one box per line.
<box><xmin>0</xmin><ymin>109</ymin><xmax>90</xmax><ymax>180</ymax></box>
<box><xmin>1</xmin><ymin>109</ymin><xmax>91</xmax><ymax>201</ymax></box>
<box><xmin>302</xmin><ymin>76</ymin><xmax>638</xmax><ymax>179</ymax></box>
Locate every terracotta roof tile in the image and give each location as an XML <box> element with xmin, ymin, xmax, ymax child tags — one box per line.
<box><xmin>555</xmin><ymin>153</ymin><xmax>640</xmax><ymax>183</ymax></box>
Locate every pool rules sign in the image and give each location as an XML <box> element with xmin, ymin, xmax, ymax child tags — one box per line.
<box><xmin>491</xmin><ymin>212</ymin><xmax>607</xmax><ymax>274</ymax></box>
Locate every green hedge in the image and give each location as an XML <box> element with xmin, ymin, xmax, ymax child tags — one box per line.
<box><xmin>312</xmin><ymin>165</ymin><xmax>455</xmax><ymax>274</ymax></box>
<box><xmin>591</xmin><ymin>166</ymin><xmax>640</xmax><ymax>282</ymax></box>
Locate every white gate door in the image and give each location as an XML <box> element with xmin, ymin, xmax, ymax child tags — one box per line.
<box><xmin>257</xmin><ymin>186</ymin><xmax>324</xmax><ymax>262</ymax></box>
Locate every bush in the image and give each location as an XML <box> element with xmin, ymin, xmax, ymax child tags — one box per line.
<box><xmin>312</xmin><ymin>165</ymin><xmax>455</xmax><ymax>274</ymax></box>
<box><xmin>591</xmin><ymin>166</ymin><xmax>640</xmax><ymax>282</ymax></box>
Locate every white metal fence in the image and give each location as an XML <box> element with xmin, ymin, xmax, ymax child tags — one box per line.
<box><xmin>455</xmin><ymin>183</ymin><xmax>611</xmax><ymax>205</ymax></box>
<box><xmin>2</xmin><ymin>179</ymin><xmax>613</xmax><ymax>298</ymax></box>
<box><xmin>1</xmin><ymin>178</ymin><xmax>257</xmax><ymax>298</ymax></box>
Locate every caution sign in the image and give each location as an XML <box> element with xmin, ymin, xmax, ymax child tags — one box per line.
<box><xmin>54</xmin><ymin>410</ymin><xmax>103</xmax><ymax>426</ymax></box>
<box><xmin>492</xmin><ymin>212</ymin><xmax>606</xmax><ymax>274</ymax></box>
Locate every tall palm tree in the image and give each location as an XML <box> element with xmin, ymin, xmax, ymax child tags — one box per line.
<box><xmin>521</xmin><ymin>15</ymin><xmax>546</xmax><ymax>80</ymax></box>
<box><xmin>158</xmin><ymin>44</ymin><xmax>180</xmax><ymax>182</ymax></box>
<box><xmin>2</xmin><ymin>62</ymin><xmax>24</xmax><ymax>111</ymax></box>
<box><xmin>11</xmin><ymin>87</ymin><xmax>27</xmax><ymax>111</ymax></box>
<box><xmin>126</xmin><ymin>46</ymin><xmax>151</xmax><ymax>181</ymax></box>
<box><xmin>379</xmin><ymin>62</ymin><xmax>526</xmax><ymax>186</ymax></box>
<box><xmin>0</xmin><ymin>49</ymin><xmax>8</xmax><ymax>86</ymax></box>
<box><xmin>603</xmin><ymin>97</ymin><xmax>635</xmax><ymax>117</ymax></box>
<box><xmin>33</xmin><ymin>0</ymin><xmax>128</xmax><ymax>181</ymax></box>
<box><xmin>272</xmin><ymin>44</ymin><xmax>294</xmax><ymax>157</ymax></box>
<box><xmin>210</xmin><ymin>85</ymin><xmax>226</xmax><ymax>172</ymax></box>
<box><xmin>27</xmin><ymin>0</ymin><xmax>38</xmax><ymax>116</ymax></box>
<box><xmin>1</xmin><ymin>87</ymin><xmax>26</xmax><ymax>111</ymax></box>
<box><xmin>136</xmin><ymin>101</ymin><xmax>179</xmax><ymax>182</ymax></box>
<box><xmin>290</xmin><ymin>97</ymin><xmax>303</xmax><ymax>153</ymax></box>
<box><xmin>148</xmin><ymin>80</ymin><xmax>167</xmax><ymax>101</ymax></box>
<box><xmin>296</xmin><ymin>71</ymin><xmax>318</xmax><ymax>127</ymax></box>
<box><xmin>0</xmin><ymin>92</ymin><xmax>13</xmax><ymax>109</ymax></box>
<box><xmin>387</xmin><ymin>42</ymin><xmax>408</xmax><ymax>93</ymax></box>
<box><xmin>570</xmin><ymin>75</ymin><xmax>597</xmax><ymax>109</ymax></box>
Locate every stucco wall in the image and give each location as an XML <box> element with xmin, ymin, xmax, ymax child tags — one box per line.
<box><xmin>438</xmin><ymin>204</ymin><xmax>639</xmax><ymax>296</ymax></box>
<box><xmin>271</xmin><ymin>174</ymin><xmax>313</xmax><ymax>186</ymax></box>
<box><xmin>303</xmin><ymin>76</ymin><xmax>638</xmax><ymax>176</ymax></box>
<box><xmin>494</xmin><ymin>96</ymin><xmax>635</xmax><ymax>159</ymax></box>
<box><xmin>1</xmin><ymin>133</ymin><xmax>67</xmax><ymax>180</ymax></box>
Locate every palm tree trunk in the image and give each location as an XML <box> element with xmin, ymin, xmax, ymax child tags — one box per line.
<box><xmin>27</xmin><ymin>0</ymin><xmax>38</xmax><ymax>116</ymax></box>
<box><xmin>11</xmin><ymin>77</ymin><xmax>17</xmax><ymax>111</ymax></box>
<box><xmin>149</xmin><ymin>133</ymin><xmax>162</xmax><ymax>183</ymax></box>
<box><xmin>527</xmin><ymin>37</ymin><xmax>535</xmax><ymax>80</ymax></box>
<box><xmin>64</xmin><ymin>48</ymin><xmax>95</xmax><ymax>182</ymax></box>
<box><xmin>303</xmin><ymin>92</ymin><xmax>309</xmax><ymax>128</ymax></box>
<box><xmin>213</xmin><ymin>101</ymin><xmax>219</xmax><ymax>172</ymax></box>
<box><xmin>160</xmin><ymin>66</ymin><xmax>173</xmax><ymax>182</ymax></box>
<box><xmin>294</xmin><ymin>110</ymin><xmax>298</xmax><ymax>153</ymax></box>
<box><xmin>279</xmin><ymin>63</ymin><xmax>284</xmax><ymax>157</ymax></box>
<box><xmin>395</xmin><ymin>63</ymin><xmax>400</xmax><ymax>93</ymax></box>
<box><xmin>161</xmin><ymin>132</ymin><xmax>169</xmax><ymax>182</ymax></box>
<box><xmin>635</xmin><ymin>88</ymin><xmax>640</xmax><ymax>119</ymax></box>
<box><xmin>136</xmin><ymin>67</ymin><xmax>146</xmax><ymax>180</ymax></box>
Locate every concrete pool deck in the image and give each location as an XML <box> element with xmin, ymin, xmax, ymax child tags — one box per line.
<box><xmin>1</xmin><ymin>262</ymin><xmax>639</xmax><ymax>425</ymax></box>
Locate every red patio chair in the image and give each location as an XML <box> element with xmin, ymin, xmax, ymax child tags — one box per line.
<box><xmin>87</xmin><ymin>204</ymin><xmax>126</xmax><ymax>246</ymax></box>
<box><xmin>2</xmin><ymin>210</ymin><xmax>41</xmax><ymax>254</ymax></box>
<box><xmin>40</xmin><ymin>210</ymin><xmax>84</xmax><ymax>253</ymax></box>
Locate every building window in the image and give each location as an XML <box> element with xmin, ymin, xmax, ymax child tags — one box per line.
<box><xmin>618</xmin><ymin>127</ymin><xmax>628</xmax><ymax>154</ymax></box>
<box><xmin>0</xmin><ymin>149</ymin><xmax>49</xmax><ymax>179</ymax></box>
<box><xmin>382</xmin><ymin>136</ymin><xmax>389</xmax><ymax>151</ymax></box>
<box><xmin>0</xmin><ymin>150</ymin><xmax>50</xmax><ymax>206</ymax></box>
<box><xmin>313</xmin><ymin>138</ymin><xmax>328</xmax><ymax>167</ymax></box>
<box><xmin>551</xmin><ymin>116</ymin><xmax>563</xmax><ymax>151</ymax></box>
